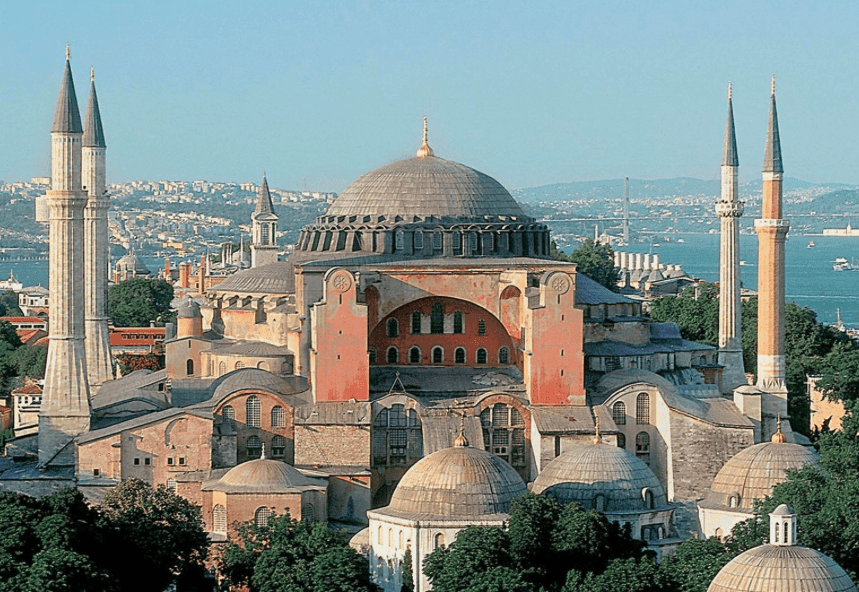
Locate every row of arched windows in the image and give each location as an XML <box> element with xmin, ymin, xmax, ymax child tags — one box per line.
<box><xmin>214</xmin><ymin>360</ymin><xmax>293</xmax><ymax>375</ymax></box>
<box><xmin>610</xmin><ymin>393</ymin><xmax>650</xmax><ymax>426</ymax></box>
<box><xmin>221</xmin><ymin>398</ymin><xmax>286</xmax><ymax>430</ymax></box>
<box><xmin>377</xmin><ymin>345</ymin><xmax>510</xmax><ymax>365</ymax></box>
<box><xmin>244</xmin><ymin>435</ymin><xmax>286</xmax><ymax>457</ymax></box>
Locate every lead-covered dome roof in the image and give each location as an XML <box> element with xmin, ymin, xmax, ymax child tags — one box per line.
<box><xmin>205</xmin><ymin>457</ymin><xmax>323</xmax><ymax>493</ymax></box>
<box><xmin>531</xmin><ymin>440</ymin><xmax>668</xmax><ymax>513</ymax></box>
<box><xmin>325</xmin><ymin>155</ymin><xmax>528</xmax><ymax>221</ymax></box>
<box><xmin>699</xmin><ymin>439</ymin><xmax>818</xmax><ymax>511</ymax></box>
<box><xmin>380</xmin><ymin>442</ymin><xmax>526</xmax><ymax>519</ymax></box>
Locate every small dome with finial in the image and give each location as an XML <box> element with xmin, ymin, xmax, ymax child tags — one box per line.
<box><xmin>415</xmin><ymin>115</ymin><xmax>434</xmax><ymax>158</ymax></box>
<box><xmin>771</xmin><ymin>414</ymin><xmax>787</xmax><ymax>443</ymax></box>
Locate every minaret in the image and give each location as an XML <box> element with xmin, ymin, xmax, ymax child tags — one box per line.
<box><xmin>755</xmin><ymin>76</ymin><xmax>790</xmax><ymax>440</ymax></box>
<box><xmin>250</xmin><ymin>172</ymin><xmax>279</xmax><ymax>267</ymax></box>
<box><xmin>83</xmin><ymin>67</ymin><xmax>113</xmax><ymax>390</ymax></box>
<box><xmin>716</xmin><ymin>83</ymin><xmax>746</xmax><ymax>392</ymax></box>
<box><xmin>39</xmin><ymin>47</ymin><xmax>91</xmax><ymax>466</ymax></box>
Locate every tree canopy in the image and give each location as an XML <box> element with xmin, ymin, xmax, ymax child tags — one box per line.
<box><xmin>551</xmin><ymin>240</ymin><xmax>618</xmax><ymax>291</ymax></box>
<box><xmin>107</xmin><ymin>278</ymin><xmax>175</xmax><ymax>327</ymax></box>
<box><xmin>0</xmin><ymin>290</ymin><xmax>23</xmax><ymax>317</ymax></box>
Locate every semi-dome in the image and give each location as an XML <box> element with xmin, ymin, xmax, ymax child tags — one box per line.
<box><xmin>382</xmin><ymin>440</ymin><xmax>526</xmax><ymax>519</ymax></box>
<box><xmin>206</xmin><ymin>456</ymin><xmax>322</xmax><ymax>493</ymax></box>
<box><xmin>209</xmin><ymin>367</ymin><xmax>307</xmax><ymax>402</ymax></box>
<box><xmin>699</xmin><ymin>435</ymin><xmax>818</xmax><ymax>511</ymax></box>
<box><xmin>531</xmin><ymin>439</ymin><xmax>668</xmax><ymax>512</ymax></box>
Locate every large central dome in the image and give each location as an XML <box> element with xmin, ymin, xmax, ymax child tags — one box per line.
<box><xmin>325</xmin><ymin>155</ymin><xmax>527</xmax><ymax>220</ymax></box>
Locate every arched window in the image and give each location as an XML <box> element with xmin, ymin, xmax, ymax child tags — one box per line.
<box><xmin>377</xmin><ymin>525</ymin><xmax>383</xmax><ymax>544</ymax></box>
<box><xmin>453</xmin><ymin>311</ymin><xmax>463</xmax><ymax>334</ymax></box>
<box><xmin>409</xmin><ymin>346</ymin><xmax>421</xmax><ymax>364</ymax></box>
<box><xmin>414</xmin><ymin>231</ymin><xmax>424</xmax><ymax>250</ymax></box>
<box><xmin>729</xmin><ymin>494</ymin><xmax>740</xmax><ymax>508</ymax></box>
<box><xmin>594</xmin><ymin>494</ymin><xmax>606</xmax><ymax>512</ymax></box>
<box><xmin>254</xmin><ymin>506</ymin><xmax>272</xmax><ymax>527</ymax></box>
<box><xmin>167</xmin><ymin>478</ymin><xmax>178</xmax><ymax>493</ymax></box>
<box><xmin>612</xmin><ymin>401</ymin><xmax>627</xmax><ymax>425</ymax></box>
<box><xmin>470</xmin><ymin>232</ymin><xmax>479</xmax><ymax>253</ymax></box>
<box><xmin>774</xmin><ymin>522</ymin><xmax>780</xmax><ymax>543</ymax></box>
<box><xmin>271</xmin><ymin>435</ymin><xmax>286</xmax><ymax>456</ymax></box>
<box><xmin>434</xmin><ymin>533</ymin><xmax>445</xmax><ymax>549</ymax></box>
<box><xmin>454</xmin><ymin>347</ymin><xmax>466</xmax><ymax>364</ymax></box>
<box><xmin>271</xmin><ymin>406</ymin><xmax>285</xmax><ymax>428</ymax></box>
<box><xmin>635</xmin><ymin>432</ymin><xmax>650</xmax><ymax>464</ymax></box>
<box><xmin>235</xmin><ymin>361</ymin><xmax>244</xmax><ymax>370</ymax></box>
<box><xmin>478</xmin><ymin>319</ymin><xmax>486</xmax><ymax>336</ymax></box>
<box><xmin>636</xmin><ymin>392</ymin><xmax>650</xmax><ymax>424</ymax></box>
<box><xmin>387</xmin><ymin>346</ymin><xmax>399</xmax><ymax>364</ymax></box>
<box><xmin>386</xmin><ymin>317</ymin><xmax>399</xmax><ymax>337</ymax></box>
<box><xmin>388</xmin><ymin>528</ymin><xmax>393</xmax><ymax>546</ymax></box>
<box><xmin>213</xmin><ymin>504</ymin><xmax>226</xmax><ymax>533</ymax></box>
<box><xmin>411</xmin><ymin>310</ymin><xmax>422</xmax><ymax>334</ymax></box>
<box><xmin>476</xmin><ymin>348</ymin><xmax>488</xmax><ymax>365</ymax></box>
<box><xmin>222</xmin><ymin>405</ymin><xmax>235</xmax><ymax>428</ymax></box>
<box><xmin>432</xmin><ymin>346</ymin><xmax>443</xmax><ymax>364</ymax></box>
<box><xmin>302</xmin><ymin>503</ymin><xmax>316</xmax><ymax>523</ymax></box>
<box><xmin>247</xmin><ymin>435</ymin><xmax>261</xmax><ymax>457</ymax></box>
<box><xmin>643</xmin><ymin>488</ymin><xmax>655</xmax><ymax>509</ymax></box>
<box><xmin>433</xmin><ymin>230</ymin><xmax>442</xmax><ymax>250</ymax></box>
<box><xmin>714</xmin><ymin>527</ymin><xmax>723</xmax><ymax>540</ymax></box>
<box><xmin>218</xmin><ymin>361</ymin><xmax>226</xmax><ymax>375</ymax></box>
<box><xmin>431</xmin><ymin>302</ymin><xmax>444</xmax><ymax>334</ymax></box>
<box><xmin>395</xmin><ymin>230</ymin><xmax>404</xmax><ymax>251</ymax></box>
<box><xmin>617</xmin><ymin>433</ymin><xmax>626</xmax><ymax>448</ymax></box>
<box><xmin>281</xmin><ymin>359</ymin><xmax>294</xmax><ymax>375</ymax></box>
<box><xmin>186</xmin><ymin>359</ymin><xmax>194</xmax><ymax>375</ymax></box>
<box><xmin>399</xmin><ymin>530</ymin><xmax>404</xmax><ymax>548</ymax></box>
<box><xmin>257</xmin><ymin>361</ymin><xmax>267</xmax><ymax>371</ymax></box>
<box><xmin>247</xmin><ymin>396</ymin><xmax>261</xmax><ymax>428</ymax></box>
<box><xmin>368</xmin><ymin>348</ymin><xmax>377</xmax><ymax>364</ymax></box>
<box><xmin>498</xmin><ymin>347</ymin><xmax>509</xmax><ymax>364</ymax></box>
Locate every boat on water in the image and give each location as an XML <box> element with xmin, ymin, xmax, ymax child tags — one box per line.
<box><xmin>739</xmin><ymin>260</ymin><xmax>748</xmax><ymax>266</ymax></box>
<box><xmin>832</xmin><ymin>257</ymin><xmax>859</xmax><ymax>272</ymax></box>
<box><xmin>807</xmin><ymin>240</ymin><xmax>815</xmax><ymax>248</ymax></box>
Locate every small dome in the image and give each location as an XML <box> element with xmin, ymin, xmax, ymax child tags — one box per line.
<box><xmin>208</xmin><ymin>458</ymin><xmax>320</xmax><ymax>493</ymax></box>
<box><xmin>700</xmin><ymin>441</ymin><xmax>818</xmax><ymax>510</ymax></box>
<box><xmin>385</xmin><ymin>445</ymin><xmax>526</xmax><ymax>518</ymax></box>
<box><xmin>209</xmin><ymin>368</ymin><xmax>307</xmax><ymax>401</ymax></box>
<box><xmin>115</xmin><ymin>252</ymin><xmax>151</xmax><ymax>276</ymax></box>
<box><xmin>708</xmin><ymin>545</ymin><xmax>856</xmax><ymax>592</ymax></box>
<box><xmin>531</xmin><ymin>441</ymin><xmax>667</xmax><ymax>512</ymax></box>
<box><xmin>176</xmin><ymin>299</ymin><xmax>201</xmax><ymax>318</ymax></box>
<box><xmin>325</xmin><ymin>156</ymin><xmax>528</xmax><ymax>221</ymax></box>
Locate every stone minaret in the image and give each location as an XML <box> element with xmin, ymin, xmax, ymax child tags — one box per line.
<box><xmin>83</xmin><ymin>67</ymin><xmax>113</xmax><ymax>390</ymax></box>
<box><xmin>250</xmin><ymin>172</ymin><xmax>279</xmax><ymax>267</ymax></box>
<box><xmin>755</xmin><ymin>76</ymin><xmax>790</xmax><ymax>440</ymax></box>
<box><xmin>39</xmin><ymin>48</ymin><xmax>91</xmax><ymax>466</ymax></box>
<box><xmin>716</xmin><ymin>83</ymin><xmax>746</xmax><ymax>393</ymax></box>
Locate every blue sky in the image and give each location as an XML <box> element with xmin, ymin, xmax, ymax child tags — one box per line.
<box><xmin>2</xmin><ymin>1</ymin><xmax>857</xmax><ymax>190</ymax></box>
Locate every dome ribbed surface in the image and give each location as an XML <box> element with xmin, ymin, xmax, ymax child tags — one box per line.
<box><xmin>176</xmin><ymin>300</ymin><xmax>201</xmax><ymax>318</ymax></box>
<box><xmin>209</xmin><ymin>458</ymin><xmax>320</xmax><ymax>493</ymax></box>
<box><xmin>708</xmin><ymin>545</ymin><xmax>856</xmax><ymax>592</ymax></box>
<box><xmin>210</xmin><ymin>368</ymin><xmax>299</xmax><ymax>400</ymax></box>
<box><xmin>531</xmin><ymin>442</ymin><xmax>667</xmax><ymax>512</ymax></box>
<box><xmin>325</xmin><ymin>156</ymin><xmax>527</xmax><ymax>220</ymax></box>
<box><xmin>385</xmin><ymin>445</ymin><xmax>526</xmax><ymax>518</ymax></box>
<box><xmin>116</xmin><ymin>253</ymin><xmax>151</xmax><ymax>275</ymax></box>
<box><xmin>208</xmin><ymin>261</ymin><xmax>294</xmax><ymax>294</ymax></box>
<box><xmin>701</xmin><ymin>442</ymin><xmax>818</xmax><ymax>510</ymax></box>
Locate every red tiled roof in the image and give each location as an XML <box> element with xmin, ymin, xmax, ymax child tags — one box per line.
<box><xmin>1</xmin><ymin>317</ymin><xmax>46</xmax><ymax>324</ymax></box>
<box><xmin>13</xmin><ymin>384</ymin><xmax>43</xmax><ymax>394</ymax></box>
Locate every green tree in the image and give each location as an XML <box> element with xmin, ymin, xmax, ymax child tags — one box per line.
<box><xmin>507</xmin><ymin>493</ymin><xmax>562</xmax><ymax>585</ymax></box>
<box><xmin>9</xmin><ymin>344</ymin><xmax>48</xmax><ymax>379</ymax></box>
<box><xmin>107</xmin><ymin>278</ymin><xmax>175</xmax><ymax>327</ymax></box>
<box><xmin>565</xmin><ymin>240</ymin><xmax>619</xmax><ymax>291</ymax></box>
<box><xmin>0</xmin><ymin>290</ymin><xmax>23</xmax><ymax>317</ymax></box>
<box><xmin>659</xmin><ymin>537</ymin><xmax>733</xmax><ymax>592</ymax></box>
<box><xmin>650</xmin><ymin>283</ymin><xmax>720</xmax><ymax>347</ymax></box>
<box><xmin>401</xmin><ymin>548</ymin><xmax>415</xmax><ymax>592</ymax></box>
<box><xmin>563</xmin><ymin>557</ymin><xmax>663</xmax><ymax>592</ymax></box>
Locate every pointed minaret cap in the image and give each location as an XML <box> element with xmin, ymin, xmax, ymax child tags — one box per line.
<box><xmin>722</xmin><ymin>82</ymin><xmax>739</xmax><ymax>167</ymax></box>
<box><xmin>416</xmin><ymin>116</ymin><xmax>434</xmax><ymax>158</ymax></box>
<box><xmin>771</xmin><ymin>414</ymin><xmax>787</xmax><ymax>443</ymax></box>
<box><xmin>253</xmin><ymin>171</ymin><xmax>275</xmax><ymax>215</ymax></box>
<box><xmin>83</xmin><ymin>66</ymin><xmax>106</xmax><ymax>148</ymax></box>
<box><xmin>763</xmin><ymin>75</ymin><xmax>783</xmax><ymax>173</ymax></box>
<box><xmin>52</xmin><ymin>45</ymin><xmax>83</xmax><ymax>134</ymax></box>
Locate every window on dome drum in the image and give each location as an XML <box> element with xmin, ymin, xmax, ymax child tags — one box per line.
<box><xmin>476</xmin><ymin>348</ymin><xmax>488</xmax><ymax>364</ymax></box>
<box><xmin>219</xmin><ymin>361</ymin><xmax>227</xmax><ymax>375</ymax></box>
<box><xmin>213</xmin><ymin>504</ymin><xmax>226</xmax><ymax>534</ymax></box>
<box><xmin>454</xmin><ymin>347</ymin><xmax>466</xmax><ymax>364</ymax></box>
<box><xmin>605</xmin><ymin>356</ymin><xmax>620</xmax><ymax>372</ymax></box>
<box><xmin>387</xmin><ymin>346</ymin><xmax>399</xmax><ymax>364</ymax></box>
<box><xmin>411</xmin><ymin>311</ymin><xmax>421</xmax><ymax>334</ymax></box>
<box><xmin>612</xmin><ymin>401</ymin><xmax>627</xmax><ymax>425</ymax></box>
<box><xmin>644</xmin><ymin>489</ymin><xmax>655</xmax><ymax>509</ymax></box>
<box><xmin>372</xmin><ymin>405</ymin><xmax>422</xmax><ymax>467</ymax></box>
<box><xmin>453</xmin><ymin>311</ymin><xmax>463</xmax><ymax>334</ymax></box>
<box><xmin>617</xmin><ymin>433</ymin><xmax>626</xmax><ymax>448</ymax></box>
<box><xmin>434</xmin><ymin>533</ymin><xmax>445</xmax><ymax>549</ymax></box>
<box><xmin>481</xmin><ymin>403</ymin><xmax>527</xmax><ymax>471</ymax></box>
<box><xmin>478</xmin><ymin>319</ymin><xmax>486</xmax><ymax>336</ymax></box>
<box><xmin>395</xmin><ymin>231</ymin><xmax>405</xmax><ymax>251</ymax></box>
<box><xmin>636</xmin><ymin>392</ymin><xmax>650</xmax><ymax>424</ymax></box>
<box><xmin>255</xmin><ymin>506</ymin><xmax>272</xmax><ymax>527</ymax></box>
<box><xmin>387</xmin><ymin>318</ymin><xmax>399</xmax><ymax>337</ymax></box>
<box><xmin>247</xmin><ymin>435</ymin><xmax>261</xmax><ymax>457</ymax></box>
<box><xmin>414</xmin><ymin>231</ymin><xmax>424</xmax><ymax>250</ymax></box>
<box><xmin>167</xmin><ymin>479</ymin><xmax>178</xmax><ymax>493</ymax></box>
<box><xmin>368</xmin><ymin>348</ymin><xmax>377</xmax><ymax>364</ymax></box>
<box><xmin>222</xmin><ymin>406</ymin><xmax>236</xmax><ymax>428</ymax></box>
<box><xmin>433</xmin><ymin>230</ymin><xmax>442</xmax><ymax>250</ymax></box>
<box><xmin>235</xmin><ymin>361</ymin><xmax>244</xmax><ymax>370</ymax></box>
<box><xmin>594</xmin><ymin>494</ymin><xmax>606</xmax><ymax>512</ymax></box>
<box><xmin>635</xmin><ymin>432</ymin><xmax>650</xmax><ymax>464</ymax></box>
<box><xmin>431</xmin><ymin>302</ymin><xmax>444</xmax><ymax>334</ymax></box>
<box><xmin>186</xmin><ymin>359</ymin><xmax>194</xmax><ymax>375</ymax></box>
<box><xmin>271</xmin><ymin>435</ymin><xmax>286</xmax><ymax>457</ymax></box>
<box><xmin>498</xmin><ymin>347</ymin><xmax>509</xmax><ymax>365</ymax></box>
<box><xmin>409</xmin><ymin>346</ymin><xmax>421</xmax><ymax>364</ymax></box>
<box><xmin>302</xmin><ymin>503</ymin><xmax>315</xmax><ymax>523</ymax></box>
<box><xmin>271</xmin><ymin>406</ymin><xmax>285</xmax><ymax>428</ymax></box>
<box><xmin>432</xmin><ymin>346</ymin><xmax>444</xmax><ymax>364</ymax></box>
<box><xmin>247</xmin><ymin>396</ymin><xmax>261</xmax><ymax>428</ymax></box>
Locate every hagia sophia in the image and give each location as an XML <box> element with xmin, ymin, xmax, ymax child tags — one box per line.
<box><xmin>3</xmin><ymin>50</ymin><xmax>854</xmax><ymax>592</ymax></box>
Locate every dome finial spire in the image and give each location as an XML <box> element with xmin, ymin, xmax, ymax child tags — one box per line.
<box><xmin>453</xmin><ymin>411</ymin><xmax>469</xmax><ymax>447</ymax></box>
<box><xmin>416</xmin><ymin>115</ymin><xmax>434</xmax><ymax>158</ymax></box>
<box><xmin>66</xmin><ymin>43</ymin><xmax>70</xmax><ymax>61</ymax></box>
<box><xmin>771</xmin><ymin>74</ymin><xmax>776</xmax><ymax>95</ymax></box>
<box><xmin>593</xmin><ymin>413</ymin><xmax>602</xmax><ymax>444</ymax></box>
<box><xmin>771</xmin><ymin>413</ymin><xmax>787</xmax><ymax>443</ymax></box>
<box><xmin>260</xmin><ymin>443</ymin><xmax>266</xmax><ymax>460</ymax></box>
<box><xmin>728</xmin><ymin>81</ymin><xmax>732</xmax><ymax>100</ymax></box>
<box><xmin>90</xmin><ymin>66</ymin><xmax>94</xmax><ymax>83</ymax></box>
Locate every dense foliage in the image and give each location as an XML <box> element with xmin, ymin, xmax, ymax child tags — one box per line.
<box><xmin>649</xmin><ymin>282</ymin><xmax>854</xmax><ymax>436</ymax></box>
<box><xmin>0</xmin><ymin>291</ymin><xmax>23</xmax><ymax>316</ymax></box>
<box><xmin>0</xmin><ymin>320</ymin><xmax>47</xmax><ymax>389</ymax></box>
<box><xmin>551</xmin><ymin>240</ymin><xmax>618</xmax><ymax>291</ymax></box>
<box><xmin>219</xmin><ymin>511</ymin><xmax>379</xmax><ymax>592</ymax></box>
<box><xmin>107</xmin><ymin>278</ymin><xmax>175</xmax><ymax>327</ymax></box>
<box><xmin>0</xmin><ymin>480</ymin><xmax>210</xmax><ymax>592</ymax></box>
<box><xmin>116</xmin><ymin>353</ymin><xmax>164</xmax><ymax>374</ymax></box>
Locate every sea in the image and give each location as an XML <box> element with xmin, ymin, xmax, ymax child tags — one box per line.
<box><xmin>2</xmin><ymin>235</ymin><xmax>859</xmax><ymax>330</ymax></box>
